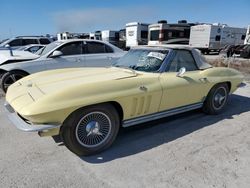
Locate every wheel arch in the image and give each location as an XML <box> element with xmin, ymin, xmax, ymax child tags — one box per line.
<box><xmin>225</xmin><ymin>81</ymin><xmax>231</xmax><ymax>92</ymax></box>
<box><xmin>207</xmin><ymin>81</ymin><xmax>232</xmax><ymax>96</ymax></box>
<box><xmin>0</xmin><ymin>69</ymin><xmax>7</xmax><ymax>77</ymax></box>
<box><xmin>62</xmin><ymin>101</ymin><xmax>124</xmax><ymax>128</ymax></box>
<box><xmin>108</xmin><ymin>101</ymin><xmax>124</xmax><ymax>122</ymax></box>
<box><xmin>8</xmin><ymin>69</ymin><xmax>30</xmax><ymax>75</ymax></box>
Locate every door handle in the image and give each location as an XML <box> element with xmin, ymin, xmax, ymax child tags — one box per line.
<box><xmin>107</xmin><ymin>56</ymin><xmax>113</xmax><ymax>60</ymax></box>
<box><xmin>75</xmin><ymin>58</ymin><xmax>81</xmax><ymax>63</ymax></box>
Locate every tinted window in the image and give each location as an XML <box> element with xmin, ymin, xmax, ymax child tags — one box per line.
<box><xmin>150</xmin><ymin>30</ymin><xmax>159</xmax><ymax>41</ymax></box>
<box><xmin>23</xmin><ymin>39</ymin><xmax>39</xmax><ymax>45</ymax></box>
<box><xmin>162</xmin><ymin>30</ymin><xmax>186</xmax><ymax>41</ymax></box>
<box><xmin>167</xmin><ymin>50</ymin><xmax>198</xmax><ymax>72</ymax></box>
<box><xmin>9</xmin><ymin>39</ymin><xmax>22</xmax><ymax>47</ymax></box>
<box><xmin>215</xmin><ymin>35</ymin><xmax>221</xmax><ymax>41</ymax></box>
<box><xmin>39</xmin><ymin>38</ymin><xmax>51</xmax><ymax>44</ymax></box>
<box><xmin>141</xmin><ymin>31</ymin><xmax>148</xmax><ymax>39</ymax></box>
<box><xmin>57</xmin><ymin>42</ymin><xmax>83</xmax><ymax>56</ymax></box>
<box><xmin>27</xmin><ymin>46</ymin><xmax>43</xmax><ymax>53</ymax></box>
<box><xmin>115</xmin><ymin>32</ymin><xmax>119</xmax><ymax>40</ymax></box>
<box><xmin>86</xmin><ymin>42</ymin><xmax>106</xmax><ymax>53</ymax></box>
<box><xmin>105</xmin><ymin>44</ymin><xmax>114</xmax><ymax>53</ymax></box>
<box><xmin>241</xmin><ymin>35</ymin><xmax>246</xmax><ymax>40</ymax></box>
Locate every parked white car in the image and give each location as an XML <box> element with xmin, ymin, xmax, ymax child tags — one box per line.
<box><xmin>0</xmin><ymin>36</ymin><xmax>52</xmax><ymax>49</ymax></box>
<box><xmin>0</xmin><ymin>49</ymin><xmax>39</xmax><ymax>65</ymax></box>
<box><xmin>0</xmin><ymin>39</ymin><xmax>126</xmax><ymax>92</ymax></box>
<box><xmin>17</xmin><ymin>44</ymin><xmax>45</xmax><ymax>53</ymax></box>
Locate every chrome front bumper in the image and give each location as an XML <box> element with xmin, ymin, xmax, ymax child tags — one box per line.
<box><xmin>4</xmin><ymin>102</ymin><xmax>60</xmax><ymax>132</ymax></box>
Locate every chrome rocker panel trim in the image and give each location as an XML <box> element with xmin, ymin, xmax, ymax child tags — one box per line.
<box><xmin>4</xmin><ymin>102</ymin><xmax>60</xmax><ymax>132</ymax></box>
<box><xmin>123</xmin><ymin>102</ymin><xmax>203</xmax><ymax>127</ymax></box>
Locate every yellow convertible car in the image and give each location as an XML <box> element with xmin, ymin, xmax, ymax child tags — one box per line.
<box><xmin>4</xmin><ymin>45</ymin><xmax>243</xmax><ymax>156</ymax></box>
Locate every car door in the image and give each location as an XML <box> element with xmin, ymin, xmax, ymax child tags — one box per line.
<box><xmin>84</xmin><ymin>41</ymin><xmax>115</xmax><ymax>67</ymax></box>
<box><xmin>159</xmin><ymin>49</ymin><xmax>211</xmax><ymax>111</ymax></box>
<box><xmin>44</xmin><ymin>41</ymin><xmax>85</xmax><ymax>70</ymax></box>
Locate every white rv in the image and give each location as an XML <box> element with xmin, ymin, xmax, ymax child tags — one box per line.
<box><xmin>57</xmin><ymin>32</ymin><xmax>74</xmax><ymax>41</ymax></box>
<box><xmin>125</xmin><ymin>22</ymin><xmax>149</xmax><ymax>48</ymax></box>
<box><xmin>89</xmin><ymin>31</ymin><xmax>102</xmax><ymax>40</ymax></box>
<box><xmin>244</xmin><ymin>25</ymin><xmax>250</xmax><ymax>45</ymax></box>
<box><xmin>101</xmin><ymin>30</ymin><xmax>119</xmax><ymax>46</ymax></box>
<box><xmin>189</xmin><ymin>24</ymin><xmax>247</xmax><ymax>53</ymax></box>
<box><xmin>89</xmin><ymin>32</ymin><xmax>96</xmax><ymax>40</ymax></box>
<box><xmin>148</xmin><ymin>20</ymin><xmax>193</xmax><ymax>45</ymax></box>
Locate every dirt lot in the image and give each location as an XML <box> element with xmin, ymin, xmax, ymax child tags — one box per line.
<box><xmin>205</xmin><ymin>55</ymin><xmax>250</xmax><ymax>81</ymax></box>
<box><xmin>0</xmin><ymin>64</ymin><xmax>250</xmax><ymax>188</ymax></box>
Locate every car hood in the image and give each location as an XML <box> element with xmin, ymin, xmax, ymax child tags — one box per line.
<box><xmin>6</xmin><ymin>67</ymin><xmax>139</xmax><ymax>112</ymax></box>
<box><xmin>28</xmin><ymin>67</ymin><xmax>137</xmax><ymax>93</ymax></box>
<box><xmin>0</xmin><ymin>50</ymin><xmax>39</xmax><ymax>64</ymax></box>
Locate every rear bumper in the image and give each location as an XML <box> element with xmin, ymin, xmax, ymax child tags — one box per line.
<box><xmin>4</xmin><ymin>102</ymin><xmax>60</xmax><ymax>132</ymax></box>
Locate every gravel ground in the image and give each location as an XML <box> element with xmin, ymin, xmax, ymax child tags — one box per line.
<box><xmin>0</xmin><ymin>81</ymin><xmax>250</xmax><ymax>188</ymax></box>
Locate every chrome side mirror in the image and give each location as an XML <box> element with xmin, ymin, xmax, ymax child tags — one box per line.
<box><xmin>5</xmin><ymin>44</ymin><xmax>13</xmax><ymax>56</ymax></box>
<box><xmin>50</xmin><ymin>50</ymin><xmax>63</xmax><ymax>58</ymax></box>
<box><xmin>176</xmin><ymin>67</ymin><xmax>186</xmax><ymax>77</ymax></box>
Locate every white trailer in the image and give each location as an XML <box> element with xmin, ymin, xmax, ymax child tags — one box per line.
<box><xmin>189</xmin><ymin>24</ymin><xmax>247</xmax><ymax>53</ymax></box>
<box><xmin>101</xmin><ymin>30</ymin><xmax>119</xmax><ymax>46</ymax></box>
<box><xmin>57</xmin><ymin>32</ymin><xmax>74</xmax><ymax>41</ymax></box>
<box><xmin>244</xmin><ymin>25</ymin><xmax>250</xmax><ymax>45</ymax></box>
<box><xmin>125</xmin><ymin>22</ymin><xmax>149</xmax><ymax>48</ymax></box>
<box><xmin>148</xmin><ymin>20</ymin><xmax>193</xmax><ymax>45</ymax></box>
<box><xmin>88</xmin><ymin>31</ymin><xmax>102</xmax><ymax>40</ymax></box>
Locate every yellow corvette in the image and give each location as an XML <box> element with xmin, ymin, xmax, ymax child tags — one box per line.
<box><xmin>4</xmin><ymin>45</ymin><xmax>243</xmax><ymax>155</ymax></box>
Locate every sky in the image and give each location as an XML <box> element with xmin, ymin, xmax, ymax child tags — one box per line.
<box><xmin>0</xmin><ymin>0</ymin><xmax>249</xmax><ymax>40</ymax></box>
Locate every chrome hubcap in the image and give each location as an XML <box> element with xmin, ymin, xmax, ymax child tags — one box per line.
<box><xmin>85</xmin><ymin>121</ymin><xmax>103</xmax><ymax>137</ymax></box>
<box><xmin>214</xmin><ymin>94</ymin><xmax>225</xmax><ymax>105</ymax></box>
<box><xmin>213</xmin><ymin>87</ymin><xmax>227</xmax><ymax>109</ymax></box>
<box><xmin>75</xmin><ymin>112</ymin><xmax>111</xmax><ymax>148</ymax></box>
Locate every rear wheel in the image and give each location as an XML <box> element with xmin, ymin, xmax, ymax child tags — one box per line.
<box><xmin>203</xmin><ymin>83</ymin><xmax>229</xmax><ymax>114</ymax></box>
<box><xmin>61</xmin><ymin>104</ymin><xmax>120</xmax><ymax>156</ymax></box>
<box><xmin>1</xmin><ymin>70</ymin><xmax>28</xmax><ymax>93</ymax></box>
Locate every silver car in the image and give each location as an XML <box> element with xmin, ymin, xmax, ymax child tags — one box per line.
<box><xmin>0</xmin><ymin>39</ymin><xmax>126</xmax><ymax>92</ymax></box>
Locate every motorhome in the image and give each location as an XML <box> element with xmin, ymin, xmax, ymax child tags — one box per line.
<box><xmin>148</xmin><ymin>20</ymin><xmax>194</xmax><ymax>45</ymax></box>
<box><xmin>125</xmin><ymin>22</ymin><xmax>149</xmax><ymax>48</ymax></box>
<box><xmin>57</xmin><ymin>32</ymin><xmax>91</xmax><ymax>40</ymax></box>
<box><xmin>57</xmin><ymin>32</ymin><xmax>74</xmax><ymax>41</ymax></box>
<box><xmin>189</xmin><ymin>24</ymin><xmax>247</xmax><ymax>53</ymax></box>
<box><xmin>244</xmin><ymin>25</ymin><xmax>250</xmax><ymax>45</ymax></box>
<box><xmin>118</xmin><ymin>29</ymin><xmax>126</xmax><ymax>50</ymax></box>
<box><xmin>101</xmin><ymin>30</ymin><xmax>119</xmax><ymax>46</ymax></box>
<box><xmin>89</xmin><ymin>32</ymin><xmax>102</xmax><ymax>40</ymax></box>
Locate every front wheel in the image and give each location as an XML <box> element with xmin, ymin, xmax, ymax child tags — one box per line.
<box><xmin>1</xmin><ymin>70</ymin><xmax>28</xmax><ymax>93</ymax></box>
<box><xmin>61</xmin><ymin>104</ymin><xmax>120</xmax><ymax>156</ymax></box>
<box><xmin>203</xmin><ymin>83</ymin><xmax>229</xmax><ymax>115</ymax></box>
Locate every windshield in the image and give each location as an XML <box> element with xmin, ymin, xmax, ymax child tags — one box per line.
<box><xmin>0</xmin><ymin>38</ymin><xmax>9</xmax><ymax>46</ymax></box>
<box><xmin>36</xmin><ymin>41</ymin><xmax>62</xmax><ymax>56</ymax></box>
<box><xmin>113</xmin><ymin>49</ymin><xmax>169</xmax><ymax>72</ymax></box>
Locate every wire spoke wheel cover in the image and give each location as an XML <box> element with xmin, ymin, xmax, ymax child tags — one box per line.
<box><xmin>75</xmin><ymin>111</ymin><xmax>112</xmax><ymax>148</ymax></box>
